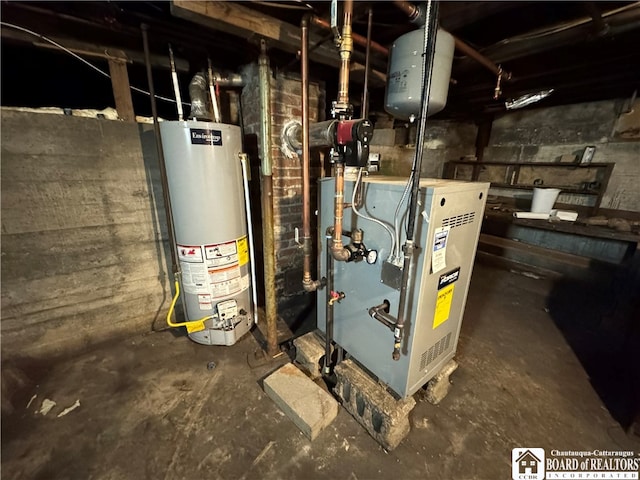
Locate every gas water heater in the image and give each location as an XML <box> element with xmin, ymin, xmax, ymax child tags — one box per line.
<box><xmin>160</xmin><ymin>121</ymin><xmax>254</xmax><ymax>346</ymax></box>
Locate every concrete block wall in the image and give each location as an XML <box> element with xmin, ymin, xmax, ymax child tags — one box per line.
<box><xmin>1</xmin><ymin>110</ymin><xmax>171</xmax><ymax>360</ymax></box>
<box><xmin>241</xmin><ymin>64</ymin><xmax>324</xmax><ymax>318</ymax></box>
<box><xmin>484</xmin><ymin>99</ymin><xmax>640</xmax><ymax>212</ymax></box>
<box><xmin>369</xmin><ymin>118</ymin><xmax>478</xmax><ymax>178</ymax></box>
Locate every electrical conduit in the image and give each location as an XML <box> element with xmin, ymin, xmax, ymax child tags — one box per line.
<box><xmin>393</xmin><ymin>0</ymin><xmax>440</xmax><ymax>361</ymax></box>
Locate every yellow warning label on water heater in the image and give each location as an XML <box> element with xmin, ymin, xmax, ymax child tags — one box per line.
<box><xmin>237</xmin><ymin>236</ymin><xmax>249</xmax><ymax>266</ymax></box>
<box><xmin>433</xmin><ymin>284</ymin><xmax>454</xmax><ymax>329</ymax></box>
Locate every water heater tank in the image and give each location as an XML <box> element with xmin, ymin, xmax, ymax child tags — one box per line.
<box><xmin>160</xmin><ymin>121</ymin><xmax>253</xmax><ymax>346</ymax></box>
<box><xmin>385</xmin><ymin>28</ymin><xmax>455</xmax><ymax>120</ymax></box>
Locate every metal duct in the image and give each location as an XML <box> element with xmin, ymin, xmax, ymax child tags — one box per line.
<box><xmin>188</xmin><ymin>72</ymin><xmax>212</xmax><ymax>120</ymax></box>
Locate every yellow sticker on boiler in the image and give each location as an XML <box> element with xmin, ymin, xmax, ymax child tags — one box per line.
<box><xmin>433</xmin><ymin>283</ymin><xmax>454</xmax><ymax>329</ymax></box>
<box><xmin>237</xmin><ymin>236</ymin><xmax>249</xmax><ymax>266</ymax></box>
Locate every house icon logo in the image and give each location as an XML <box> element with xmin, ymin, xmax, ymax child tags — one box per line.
<box><xmin>512</xmin><ymin>448</ymin><xmax>545</xmax><ymax>480</ymax></box>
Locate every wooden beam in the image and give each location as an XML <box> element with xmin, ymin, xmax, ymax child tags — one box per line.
<box><xmin>108</xmin><ymin>58</ymin><xmax>135</xmax><ymax>122</ymax></box>
<box><xmin>170</xmin><ymin>0</ymin><xmax>387</xmax><ymax>85</ymax></box>
<box><xmin>1</xmin><ymin>27</ymin><xmax>190</xmax><ymax>72</ymax></box>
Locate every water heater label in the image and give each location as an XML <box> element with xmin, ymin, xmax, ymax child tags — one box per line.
<box><xmin>237</xmin><ymin>236</ymin><xmax>249</xmax><ymax>266</ymax></box>
<box><xmin>177</xmin><ymin>245</ymin><xmax>203</xmax><ymax>263</ymax></box>
<box><xmin>198</xmin><ymin>294</ymin><xmax>213</xmax><ymax>311</ymax></box>
<box><xmin>211</xmin><ymin>278</ymin><xmax>242</xmax><ymax>298</ymax></box>
<box><xmin>208</xmin><ymin>265</ymin><xmax>241</xmax><ymax>284</ymax></box>
<box><xmin>190</xmin><ymin>128</ymin><xmax>223</xmax><ymax>146</ymax></box>
<box><xmin>205</xmin><ymin>241</ymin><xmax>238</xmax><ymax>267</ymax></box>
<box><xmin>180</xmin><ymin>262</ymin><xmax>209</xmax><ymax>295</ymax></box>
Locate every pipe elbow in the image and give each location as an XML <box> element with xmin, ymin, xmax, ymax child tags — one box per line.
<box><xmin>331</xmin><ymin>246</ymin><xmax>350</xmax><ymax>262</ymax></box>
<box><xmin>302</xmin><ymin>278</ymin><xmax>322</xmax><ymax>292</ymax></box>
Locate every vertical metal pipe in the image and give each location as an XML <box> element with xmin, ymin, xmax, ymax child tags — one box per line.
<box><xmin>361</xmin><ymin>7</ymin><xmax>373</xmax><ymax>119</ymax></box>
<box><xmin>323</xmin><ymin>232</ymin><xmax>334</xmax><ymax>374</ymax></box>
<box><xmin>258</xmin><ymin>39</ymin><xmax>278</xmax><ymax>357</ymax></box>
<box><xmin>329</xmin><ymin>0</ymin><xmax>353</xmax><ymax>263</ymax></box>
<box><xmin>141</xmin><ymin>24</ymin><xmax>178</xmax><ymax>274</ymax></box>
<box><xmin>393</xmin><ymin>0</ymin><xmax>439</xmax><ymax>361</ymax></box>
<box><xmin>240</xmin><ymin>155</ymin><xmax>259</xmax><ymax>326</ymax></box>
<box><xmin>207</xmin><ymin>58</ymin><xmax>222</xmax><ymax>123</ymax></box>
<box><xmin>337</xmin><ymin>0</ymin><xmax>353</xmax><ymax>108</ymax></box>
<box><xmin>168</xmin><ymin>44</ymin><xmax>183</xmax><ymax>121</ymax></box>
<box><xmin>301</xmin><ymin>17</ymin><xmax>323</xmax><ymax>292</ymax></box>
<box><xmin>309</xmin><ymin>16</ymin><xmax>389</xmax><ymax>57</ymax></box>
<box><xmin>331</xmin><ymin>162</ymin><xmax>349</xmax><ymax>261</ymax></box>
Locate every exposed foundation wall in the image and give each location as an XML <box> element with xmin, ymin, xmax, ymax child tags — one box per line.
<box><xmin>1</xmin><ymin>110</ymin><xmax>171</xmax><ymax>360</ymax></box>
<box><xmin>241</xmin><ymin>64</ymin><xmax>325</xmax><ymax>320</ymax></box>
<box><xmin>369</xmin><ymin>117</ymin><xmax>478</xmax><ymax>178</ymax></box>
<box><xmin>484</xmin><ymin>99</ymin><xmax>640</xmax><ymax>212</ymax></box>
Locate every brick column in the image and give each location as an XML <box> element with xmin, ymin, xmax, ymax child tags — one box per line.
<box><xmin>242</xmin><ymin>63</ymin><xmax>326</xmax><ymax>325</ymax></box>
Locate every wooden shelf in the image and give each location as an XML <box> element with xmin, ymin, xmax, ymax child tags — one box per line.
<box><xmin>444</xmin><ymin>160</ymin><xmax>614</xmax><ymax>213</ymax></box>
<box><xmin>490</xmin><ymin>183</ymin><xmax>601</xmax><ymax>195</ymax></box>
<box><xmin>448</xmin><ymin>161</ymin><xmax>611</xmax><ymax>168</ymax></box>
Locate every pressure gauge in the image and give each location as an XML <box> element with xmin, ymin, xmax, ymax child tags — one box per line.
<box><xmin>366</xmin><ymin>249</ymin><xmax>378</xmax><ymax>264</ymax></box>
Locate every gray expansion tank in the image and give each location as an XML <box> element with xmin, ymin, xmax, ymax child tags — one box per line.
<box><xmin>385</xmin><ymin>28</ymin><xmax>455</xmax><ymax>121</ymax></box>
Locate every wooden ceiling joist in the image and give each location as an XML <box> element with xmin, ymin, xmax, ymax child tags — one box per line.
<box><xmin>170</xmin><ymin>0</ymin><xmax>386</xmax><ymax>86</ymax></box>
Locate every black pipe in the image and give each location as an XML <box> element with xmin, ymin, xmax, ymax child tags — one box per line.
<box><xmin>323</xmin><ymin>231</ymin><xmax>334</xmax><ymax>375</ymax></box>
<box><xmin>392</xmin><ymin>0</ymin><xmax>439</xmax><ymax>361</ymax></box>
<box><xmin>361</xmin><ymin>7</ymin><xmax>373</xmax><ymax>119</ymax></box>
<box><xmin>368</xmin><ymin>301</ymin><xmax>395</xmax><ymax>330</ymax></box>
<box><xmin>141</xmin><ymin>24</ymin><xmax>178</xmax><ymax>274</ymax></box>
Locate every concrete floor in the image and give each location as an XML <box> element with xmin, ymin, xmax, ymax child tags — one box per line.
<box><xmin>2</xmin><ymin>262</ymin><xmax>639</xmax><ymax>479</ymax></box>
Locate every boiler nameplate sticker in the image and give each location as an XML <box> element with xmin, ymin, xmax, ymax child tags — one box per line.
<box><xmin>190</xmin><ymin>128</ymin><xmax>223</xmax><ymax>146</ymax></box>
<box><xmin>431</xmin><ymin>226</ymin><xmax>450</xmax><ymax>274</ymax></box>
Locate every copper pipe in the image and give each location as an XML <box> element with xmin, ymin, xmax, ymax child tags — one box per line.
<box><xmin>331</xmin><ymin>163</ymin><xmax>350</xmax><ymax>262</ymax></box>
<box><xmin>310</xmin><ymin>15</ymin><xmax>389</xmax><ymax>57</ymax></box>
<box><xmin>393</xmin><ymin>0</ymin><xmax>512</xmax><ymax>80</ymax></box>
<box><xmin>337</xmin><ymin>0</ymin><xmax>354</xmax><ymax>107</ymax></box>
<box><xmin>454</xmin><ymin>37</ymin><xmax>511</xmax><ymax>80</ymax></box>
<box><xmin>301</xmin><ymin>17</ymin><xmax>323</xmax><ymax>293</ymax></box>
<box><xmin>393</xmin><ymin>0</ymin><xmax>422</xmax><ymax>22</ymax></box>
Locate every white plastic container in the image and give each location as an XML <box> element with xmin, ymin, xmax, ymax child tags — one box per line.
<box><xmin>531</xmin><ymin>188</ymin><xmax>561</xmax><ymax>213</ymax></box>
